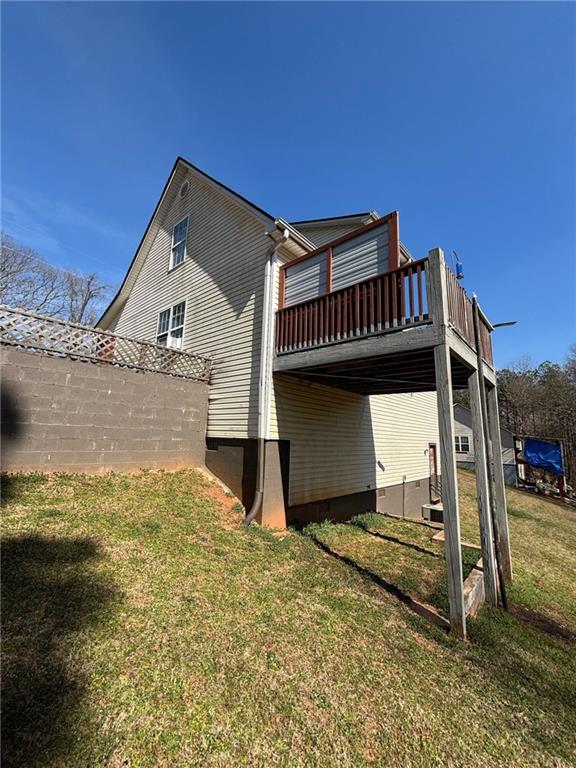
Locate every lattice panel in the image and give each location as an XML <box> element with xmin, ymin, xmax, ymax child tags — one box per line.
<box><xmin>0</xmin><ymin>305</ymin><xmax>212</xmax><ymax>383</ymax></box>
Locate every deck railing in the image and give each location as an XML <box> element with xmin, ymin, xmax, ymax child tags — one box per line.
<box><xmin>478</xmin><ymin>315</ymin><xmax>494</xmax><ymax>367</ymax></box>
<box><xmin>444</xmin><ymin>266</ymin><xmax>494</xmax><ymax>367</ymax></box>
<box><xmin>275</xmin><ymin>255</ymin><xmax>494</xmax><ymax>367</ymax></box>
<box><xmin>0</xmin><ymin>305</ymin><xmax>213</xmax><ymax>382</ymax></box>
<box><xmin>275</xmin><ymin>259</ymin><xmax>430</xmax><ymax>354</ymax></box>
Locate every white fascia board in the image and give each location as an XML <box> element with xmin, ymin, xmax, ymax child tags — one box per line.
<box><xmin>274</xmin><ymin>219</ymin><xmax>316</xmax><ymax>253</ymax></box>
<box><xmin>293</xmin><ymin>211</ymin><xmax>381</xmax><ymax>228</ymax></box>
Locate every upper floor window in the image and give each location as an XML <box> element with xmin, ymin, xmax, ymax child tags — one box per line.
<box><xmin>455</xmin><ymin>435</ymin><xmax>470</xmax><ymax>453</ymax></box>
<box><xmin>170</xmin><ymin>217</ymin><xmax>188</xmax><ymax>269</ymax></box>
<box><xmin>157</xmin><ymin>301</ymin><xmax>186</xmax><ymax>349</ymax></box>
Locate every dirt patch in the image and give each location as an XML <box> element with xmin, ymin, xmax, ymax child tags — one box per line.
<box><xmin>204</xmin><ymin>479</ymin><xmax>243</xmax><ymax>528</ymax></box>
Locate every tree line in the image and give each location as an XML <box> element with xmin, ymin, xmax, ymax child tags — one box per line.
<box><xmin>497</xmin><ymin>352</ymin><xmax>576</xmax><ymax>486</ymax></box>
<box><xmin>0</xmin><ymin>231</ymin><xmax>110</xmax><ymax>326</ymax></box>
<box><xmin>455</xmin><ymin>350</ymin><xmax>576</xmax><ymax>486</ymax></box>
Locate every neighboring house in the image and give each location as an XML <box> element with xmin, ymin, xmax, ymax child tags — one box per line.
<box><xmin>454</xmin><ymin>404</ymin><xmax>516</xmax><ymax>486</ymax></box>
<box><xmin>98</xmin><ymin>157</ymin><xmax>496</xmax><ymax>533</ymax></box>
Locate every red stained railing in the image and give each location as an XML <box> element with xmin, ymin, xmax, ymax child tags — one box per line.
<box><xmin>478</xmin><ymin>317</ymin><xmax>494</xmax><ymax>367</ymax></box>
<box><xmin>445</xmin><ymin>265</ymin><xmax>474</xmax><ymax>349</ymax></box>
<box><xmin>275</xmin><ymin>255</ymin><xmax>494</xmax><ymax>368</ymax></box>
<box><xmin>444</xmin><ymin>265</ymin><xmax>493</xmax><ymax>367</ymax></box>
<box><xmin>275</xmin><ymin>259</ymin><xmax>430</xmax><ymax>354</ymax></box>
<box><xmin>278</xmin><ymin>212</ymin><xmax>400</xmax><ymax>308</ymax></box>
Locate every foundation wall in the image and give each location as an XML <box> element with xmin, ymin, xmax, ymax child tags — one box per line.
<box><xmin>205</xmin><ymin>436</ymin><xmax>432</xmax><ymax>526</ymax></box>
<box><xmin>287</xmin><ymin>476</ymin><xmax>431</xmax><ymax>525</ymax></box>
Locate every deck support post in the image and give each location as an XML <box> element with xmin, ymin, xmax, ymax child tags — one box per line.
<box><xmin>429</xmin><ymin>246</ymin><xmax>466</xmax><ymax>637</ymax></box>
<box><xmin>434</xmin><ymin>342</ymin><xmax>466</xmax><ymax>639</ymax></box>
<box><xmin>468</xmin><ymin>370</ymin><xmax>498</xmax><ymax>605</ymax></box>
<box><xmin>486</xmin><ymin>384</ymin><xmax>513</xmax><ymax>582</ymax></box>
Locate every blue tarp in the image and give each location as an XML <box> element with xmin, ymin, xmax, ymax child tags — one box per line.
<box><xmin>524</xmin><ymin>438</ymin><xmax>565</xmax><ymax>476</ymax></box>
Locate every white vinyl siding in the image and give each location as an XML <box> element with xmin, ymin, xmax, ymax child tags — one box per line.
<box><xmin>284</xmin><ymin>253</ymin><xmax>327</xmax><ymax>306</ymax></box>
<box><xmin>269</xmin><ymin>375</ymin><xmax>439</xmax><ymax>506</ymax></box>
<box><xmin>110</xmin><ymin>169</ymin><xmax>270</xmax><ymax>439</ymax></box>
<box><xmin>331</xmin><ymin>223</ymin><xmax>389</xmax><ymax>291</ymax></box>
<box><xmin>454</xmin><ymin>406</ymin><xmax>515</xmax><ymax>467</ymax></box>
<box><xmin>283</xmin><ymin>223</ymin><xmax>389</xmax><ymax>307</ymax></box>
<box><xmin>294</xmin><ymin>221</ymin><xmax>367</xmax><ymax>248</ymax></box>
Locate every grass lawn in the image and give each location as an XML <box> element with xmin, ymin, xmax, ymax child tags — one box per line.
<box><xmin>2</xmin><ymin>468</ymin><xmax>575</xmax><ymax>767</ymax></box>
<box><xmin>304</xmin><ymin>512</ymin><xmax>481</xmax><ymax>621</ymax></box>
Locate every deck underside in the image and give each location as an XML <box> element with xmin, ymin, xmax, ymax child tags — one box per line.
<box><xmin>276</xmin><ymin>346</ymin><xmax>471</xmax><ymax>395</ymax></box>
<box><xmin>274</xmin><ymin>325</ymin><xmax>492</xmax><ymax>396</ymax></box>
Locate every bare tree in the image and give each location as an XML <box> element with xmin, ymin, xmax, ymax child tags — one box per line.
<box><xmin>0</xmin><ymin>231</ymin><xmax>110</xmax><ymax>325</ymax></box>
<box><xmin>0</xmin><ymin>232</ymin><xmax>65</xmax><ymax>315</ymax></box>
<box><xmin>60</xmin><ymin>270</ymin><xmax>110</xmax><ymax>325</ymax></box>
<box><xmin>565</xmin><ymin>344</ymin><xmax>576</xmax><ymax>385</ymax></box>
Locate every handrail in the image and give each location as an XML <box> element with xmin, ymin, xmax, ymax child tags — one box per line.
<box><xmin>276</xmin><ymin>259</ymin><xmax>430</xmax><ymax>354</ymax></box>
<box><xmin>279</xmin><ymin>256</ymin><xmax>429</xmax><ymax>313</ymax></box>
<box><xmin>275</xmin><ymin>257</ymin><xmax>494</xmax><ymax>367</ymax></box>
<box><xmin>443</xmin><ymin>267</ymin><xmax>494</xmax><ymax>367</ymax></box>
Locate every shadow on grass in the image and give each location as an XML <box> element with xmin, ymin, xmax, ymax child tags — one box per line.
<box><xmin>1</xmin><ymin>473</ymin><xmax>49</xmax><ymax>508</ymax></box>
<box><xmin>510</xmin><ymin>604</ymin><xmax>576</xmax><ymax>642</ymax></box>
<box><xmin>1</xmin><ymin>475</ymin><xmax>21</xmax><ymax>506</ymax></box>
<box><xmin>1</xmin><ymin>535</ymin><xmax>118</xmax><ymax>768</ymax></box>
<box><xmin>307</xmin><ymin>533</ymin><xmax>450</xmax><ymax>631</ymax></box>
<box><xmin>351</xmin><ymin>521</ymin><xmax>444</xmax><ymax>559</ymax></box>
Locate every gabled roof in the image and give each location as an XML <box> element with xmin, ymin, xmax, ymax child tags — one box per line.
<box><xmin>98</xmin><ymin>158</ymin><xmax>388</xmax><ymax>328</ymax></box>
<box><xmin>98</xmin><ymin>157</ymin><xmax>314</xmax><ymax>328</ymax></box>
<box><xmin>176</xmin><ymin>156</ymin><xmax>277</xmax><ymax>223</ymax></box>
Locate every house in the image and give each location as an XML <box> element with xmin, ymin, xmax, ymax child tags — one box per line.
<box><xmin>98</xmin><ymin>156</ymin><xmax>512</xmax><ymax>637</ymax></box>
<box><xmin>98</xmin><ymin>158</ymin><xmax>443</xmax><ymax>527</ymax></box>
<box><xmin>454</xmin><ymin>404</ymin><xmax>516</xmax><ymax>485</ymax></box>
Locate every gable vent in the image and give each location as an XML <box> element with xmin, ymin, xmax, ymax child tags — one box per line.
<box><xmin>179</xmin><ymin>180</ymin><xmax>190</xmax><ymax>198</ymax></box>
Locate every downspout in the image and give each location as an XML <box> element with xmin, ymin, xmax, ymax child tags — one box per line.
<box><xmin>244</xmin><ymin>227</ymin><xmax>289</xmax><ymax>524</ymax></box>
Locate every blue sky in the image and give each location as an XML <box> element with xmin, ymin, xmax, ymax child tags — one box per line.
<box><xmin>2</xmin><ymin>1</ymin><xmax>575</xmax><ymax>368</ymax></box>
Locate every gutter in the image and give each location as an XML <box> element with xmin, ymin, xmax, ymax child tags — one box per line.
<box><xmin>244</xmin><ymin>224</ymin><xmax>290</xmax><ymax>524</ymax></box>
<box><xmin>275</xmin><ymin>217</ymin><xmax>316</xmax><ymax>252</ymax></box>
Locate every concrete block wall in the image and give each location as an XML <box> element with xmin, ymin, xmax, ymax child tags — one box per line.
<box><xmin>1</xmin><ymin>346</ymin><xmax>209</xmax><ymax>473</ymax></box>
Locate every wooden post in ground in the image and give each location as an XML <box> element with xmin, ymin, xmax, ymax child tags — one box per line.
<box><xmin>428</xmin><ymin>246</ymin><xmax>466</xmax><ymax>637</ymax></box>
<box><xmin>468</xmin><ymin>369</ymin><xmax>498</xmax><ymax>605</ymax></box>
<box><xmin>486</xmin><ymin>384</ymin><xmax>513</xmax><ymax>582</ymax></box>
<box><xmin>434</xmin><ymin>343</ymin><xmax>466</xmax><ymax>639</ymax></box>
<box><xmin>471</xmin><ymin>297</ymin><xmax>508</xmax><ymax>610</ymax></box>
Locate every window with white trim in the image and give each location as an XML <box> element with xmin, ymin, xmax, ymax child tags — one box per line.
<box><xmin>156</xmin><ymin>301</ymin><xmax>185</xmax><ymax>349</ymax></box>
<box><xmin>170</xmin><ymin>217</ymin><xmax>188</xmax><ymax>269</ymax></box>
<box><xmin>455</xmin><ymin>435</ymin><xmax>470</xmax><ymax>453</ymax></box>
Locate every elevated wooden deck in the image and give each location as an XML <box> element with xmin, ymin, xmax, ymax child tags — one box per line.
<box><xmin>271</xmin><ymin>232</ymin><xmax>510</xmax><ymax>641</ymax></box>
<box><xmin>274</xmin><ymin>250</ymin><xmax>495</xmax><ymax>394</ymax></box>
